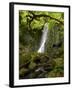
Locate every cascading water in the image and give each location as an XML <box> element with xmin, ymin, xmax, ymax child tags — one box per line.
<box><xmin>38</xmin><ymin>23</ymin><xmax>48</xmax><ymax>53</ymax></box>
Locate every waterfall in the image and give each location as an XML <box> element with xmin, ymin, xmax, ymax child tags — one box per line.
<box><xmin>38</xmin><ymin>23</ymin><xmax>48</xmax><ymax>53</ymax></box>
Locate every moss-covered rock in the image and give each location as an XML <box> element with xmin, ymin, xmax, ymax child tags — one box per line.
<box><xmin>19</xmin><ymin>52</ymin><xmax>57</xmax><ymax>79</ymax></box>
<box><xmin>47</xmin><ymin>57</ymin><xmax>64</xmax><ymax>77</ymax></box>
<box><xmin>19</xmin><ymin>68</ymin><xmax>30</xmax><ymax>79</ymax></box>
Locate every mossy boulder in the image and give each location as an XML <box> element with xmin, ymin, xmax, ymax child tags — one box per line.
<box><xmin>47</xmin><ymin>57</ymin><xmax>64</xmax><ymax>77</ymax></box>
<box><xmin>19</xmin><ymin>52</ymin><xmax>57</xmax><ymax>79</ymax></box>
<box><xmin>19</xmin><ymin>68</ymin><xmax>30</xmax><ymax>79</ymax></box>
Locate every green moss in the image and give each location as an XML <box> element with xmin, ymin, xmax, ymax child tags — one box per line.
<box><xmin>19</xmin><ymin>53</ymin><xmax>31</xmax><ymax>65</ymax></box>
<box><xmin>47</xmin><ymin>57</ymin><xmax>64</xmax><ymax>77</ymax></box>
<box><xmin>19</xmin><ymin>68</ymin><xmax>29</xmax><ymax>78</ymax></box>
<box><xmin>29</xmin><ymin>62</ymin><xmax>36</xmax><ymax>69</ymax></box>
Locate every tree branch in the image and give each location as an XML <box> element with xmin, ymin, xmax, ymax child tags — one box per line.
<box><xmin>35</xmin><ymin>14</ymin><xmax>64</xmax><ymax>25</ymax></box>
<box><xmin>26</xmin><ymin>13</ymin><xmax>64</xmax><ymax>25</ymax></box>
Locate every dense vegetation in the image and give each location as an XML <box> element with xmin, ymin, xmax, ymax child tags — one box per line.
<box><xmin>19</xmin><ymin>10</ymin><xmax>64</xmax><ymax>79</ymax></box>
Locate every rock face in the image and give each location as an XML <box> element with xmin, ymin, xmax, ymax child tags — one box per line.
<box><xmin>19</xmin><ymin>53</ymin><xmax>56</xmax><ymax>79</ymax></box>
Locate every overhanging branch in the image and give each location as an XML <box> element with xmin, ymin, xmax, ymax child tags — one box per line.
<box><xmin>34</xmin><ymin>14</ymin><xmax>64</xmax><ymax>25</ymax></box>
<box><xmin>26</xmin><ymin>13</ymin><xmax>64</xmax><ymax>25</ymax></box>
